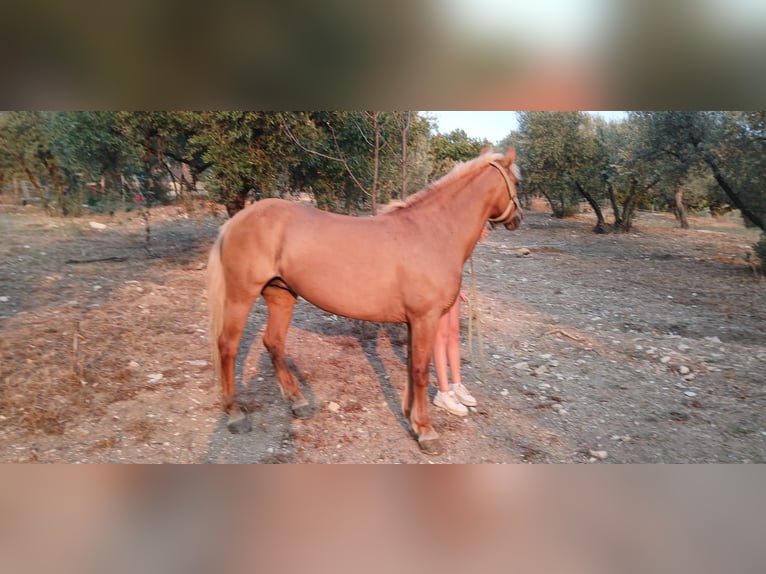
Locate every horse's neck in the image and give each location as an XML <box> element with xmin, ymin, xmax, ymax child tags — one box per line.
<box><xmin>413</xmin><ymin>173</ymin><xmax>491</xmax><ymax>259</ymax></box>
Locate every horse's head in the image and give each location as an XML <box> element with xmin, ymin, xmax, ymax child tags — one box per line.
<box><xmin>487</xmin><ymin>147</ymin><xmax>523</xmax><ymax>230</ymax></box>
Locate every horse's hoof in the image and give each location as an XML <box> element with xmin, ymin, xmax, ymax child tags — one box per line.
<box><xmin>418</xmin><ymin>437</ymin><xmax>444</xmax><ymax>456</ymax></box>
<box><xmin>227</xmin><ymin>414</ymin><xmax>252</xmax><ymax>434</ymax></box>
<box><xmin>291</xmin><ymin>400</ymin><xmax>313</xmax><ymax>419</ymax></box>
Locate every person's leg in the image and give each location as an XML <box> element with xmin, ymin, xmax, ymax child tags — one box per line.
<box><xmin>445</xmin><ymin>300</ymin><xmax>462</xmax><ymax>385</ymax></box>
<box><xmin>446</xmin><ymin>299</ymin><xmax>477</xmax><ymax>407</ymax></box>
<box><xmin>432</xmin><ymin>312</ymin><xmax>451</xmax><ymax>393</ymax></box>
<box><xmin>432</xmin><ymin>304</ymin><xmax>468</xmax><ymax>416</ymax></box>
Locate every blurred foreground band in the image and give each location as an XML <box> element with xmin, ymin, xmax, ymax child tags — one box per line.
<box><xmin>0</xmin><ymin>0</ymin><xmax>763</xmax><ymax>109</ymax></box>
<box><xmin>1</xmin><ymin>466</ymin><xmax>764</xmax><ymax>574</ymax></box>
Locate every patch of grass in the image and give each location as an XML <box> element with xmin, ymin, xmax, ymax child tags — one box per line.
<box><xmin>728</xmin><ymin>422</ymin><xmax>756</xmax><ymax>436</ymax></box>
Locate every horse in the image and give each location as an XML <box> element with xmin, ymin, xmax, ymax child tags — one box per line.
<box><xmin>207</xmin><ymin>146</ymin><xmax>522</xmax><ymax>455</ymax></box>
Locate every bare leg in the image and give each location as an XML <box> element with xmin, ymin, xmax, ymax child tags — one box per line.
<box><xmin>432</xmin><ymin>310</ymin><xmax>452</xmax><ymax>392</ymax></box>
<box><xmin>445</xmin><ymin>301</ymin><xmax>462</xmax><ymax>385</ymax></box>
<box><xmin>433</xmin><ymin>301</ymin><xmax>462</xmax><ymax>391</ymax></box>
<box><xmin>261</xmin><ymin>286</ymin><xmax>312</xmax><ymax>418</ymax></box>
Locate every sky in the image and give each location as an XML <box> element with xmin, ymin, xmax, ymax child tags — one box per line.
<box><xmin>427</xmin><ymin>111</ymin><xmax>627</xmax><ymax>144</ymax></box>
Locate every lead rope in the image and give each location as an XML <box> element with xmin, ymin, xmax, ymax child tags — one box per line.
<box><xmin>467</xmin><ymin>255</ymin><xmax>488</xmax><ymax>384</ymax></box>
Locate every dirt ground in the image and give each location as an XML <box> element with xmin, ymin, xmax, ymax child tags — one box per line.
<box><xmin>1</xmin><ymin>201</ymin><xmax>764</xmax><ymax>463</ymax></box>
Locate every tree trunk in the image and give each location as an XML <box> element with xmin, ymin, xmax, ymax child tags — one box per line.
<box><xmin>705</xmin><ymin>158</ymin><xmax>766</xmax><ymax>231</ymax></box>
<box><xmin>541</xmin><ymin>191</ymin><xmax>563</xmax><ymax>218</ymax></box>
<box><xmin>226</xmin><ymin>193</ymin><xmax>247</xmax><ymax>217</ymax></box>
<box><xmin>20</xmin><ymin>161</ymin><xmax>46</xmax><ymax>210</ymax></box>
<box><xmin>674</xmin><ymin>186</ymin><xmax>689</xmax><ymax>229</ymax></box>
<box><xmin>370</xmin><ymin>111</ymin><xmax>380</xmax><ymax>215</ymax></box>
<box><xmin>575</xmin><ymin>181</ymin><xmax>607</xmax><ymax>233</ymax></box>
<box><xmin>614</xmin><ymin>178</ymin><xmax>659</xmax><ymax>232</ymax></box>
<box><xmin>619</xmin><ymin>198</ymin><xmax>637</xmax><ymax>232</ymax></box>
<box><xmin>606</xmin><ymin>182</ymin><xmax>623</xmax><ymax>227</ymax></box>
<box><xmin>400</xmin><ymin>111</ymin><xmax>410</xmax><ymax>200</ymax></box>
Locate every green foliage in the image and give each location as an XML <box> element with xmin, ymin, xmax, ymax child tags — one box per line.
<box><xmin>116</xmin><ymin>111</ymin><xmax>211</xmax><ymax>204</ymax></box>
<box><xmin>281</xmin><ymin>111</ymin><xmax>431</xmax><ymax>214</ymax></box>
<box><xmin>710</xmin><ymin>112</ymin><xmax>766</xmax><ymax>231</ymax></box>
<box><xmin>637</xmin><ymin>111</ymin><xmax>766</xmax><ymax>247</ymax></box>
<box><xmin>48</xmin><ymin>112</ymin><xmax>144</xmax><ymax>206</ymax></box>
<box><xmin>428</xmin><ymin>129</ymin><xmax>489</xmax><ymax>180</ymax></box>
<box><xmin>516</xmin><ymin>112</ymin><xmax>606</xmax><ymax>222</ymax></box>
<box><xmin>2</xmin><ymin>109</ymin><xmax>763</xmax><ymax>252</ymax></box>
<box><xmin>0</xmin><ymin>111</ymin><xmax>81</xmax><ymax>214</ymax></box>
<box><xmin>185</xmin><ymin>112</ymin><xmax>287</xmax><ymax>215</ymax></box>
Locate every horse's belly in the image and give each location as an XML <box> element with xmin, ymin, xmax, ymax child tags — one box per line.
<box><xmin>284</xmin><ymin>268</ymin><xmax>405</xmax><ymax>323</ymax></box>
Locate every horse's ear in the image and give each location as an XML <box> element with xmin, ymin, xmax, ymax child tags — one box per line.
<box><xmin>505</xmin><ymin>146</ymin><xmax>516</xmax><ymax>164</ymax></box>
<box><xmin>480</xmin><ymin>145</ymin><xmax>492</xmax><ymax>155</ymax></box>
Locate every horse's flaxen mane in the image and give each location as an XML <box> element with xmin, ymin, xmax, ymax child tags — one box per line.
<box><xmin>381</xmin><ymin>151</ymin><xmax>504</xmax><ymax>214</ymax></box>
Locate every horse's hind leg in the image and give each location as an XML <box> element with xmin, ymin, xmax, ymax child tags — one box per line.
<box><xmin>219</xmin><ymin>297</ymin><xmax>256</xmax><ymax>433</ymax></box>
<box><xmin>262</xmin><ymin>286</ymin><xmax>312</xmax><ymax>419</ymax></box>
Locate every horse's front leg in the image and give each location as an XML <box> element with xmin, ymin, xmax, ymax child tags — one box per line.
<box><xmin>406</xmin><ymin>314</ymin><xmax>442</xmax><ymax>455</ymax></box>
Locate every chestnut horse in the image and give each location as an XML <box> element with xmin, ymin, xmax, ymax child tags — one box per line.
<box><xmin>207</xmin><ymin>146</ymin><xmax>522</xmax><ymax>454</ymax></box>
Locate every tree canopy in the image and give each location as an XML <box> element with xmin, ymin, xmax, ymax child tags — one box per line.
<box><xmin>1</xmin><ymin>110</ymin><xmax>763</xmax><ymax>258</ymax></box>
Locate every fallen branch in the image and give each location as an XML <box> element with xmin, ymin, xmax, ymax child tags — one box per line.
<box><xmin>543</xmin><ymin>328</ymin><xmax>585</xmax><ymax>342</ymax></box>
<box><xmin>65</xmin><ymin>256</ymin><xmax>128</xmax><ymax>265</ymax></box>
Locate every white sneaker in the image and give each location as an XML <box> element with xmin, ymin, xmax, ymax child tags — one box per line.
<box><xmin>451</xmin><ymin>383</ymin><xmax>477</xmax><ymax>407</ymax></box>
<box><xmin>433</xmin><ymin>390</ymin><xmax>468</xmax><ymax>416</ymax></box>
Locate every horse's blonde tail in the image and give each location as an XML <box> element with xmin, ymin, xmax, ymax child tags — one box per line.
<box><xmin>207</xmin><ymin>223</ymin><xmax>229</xmax><ymax>386</ymax></box>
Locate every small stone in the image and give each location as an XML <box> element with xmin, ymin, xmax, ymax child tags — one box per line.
<box><xmin>705</xmin><ymin>336</ymin><xmax>721</xmax><ymax>344</ymax></box>
<box><xmin>683</xmin><ymin>373</ymin><xmax>696</xmax><ymax>382</ymax></box>
<box><xmin>327</xmin><ymin>401</ymin><xmax>341</xmax><ymax>412</ymax></box>
<box><xmin>678</xmin><ymin>365</ymin><xmax>690</xmax><ymax>375</ymax></box>
<box><xmin>683</xmin><ymin>391</ymin><xmax>697</xmax><ymax>397</ymax></box>
<box><xmin>515</xmin><ymin>247</ymin><xmax>531</xmax><ymax>257</ymax></box>
<box><xmin>557</xmin><ymin>409</ymin><xmax>568</xmax><ymax>416</ymax></box>
<box><xmin>500</xmin><ymin>389</ymin><xmax>509</xmax><ymax>396</ymax></box>
<box><xmin>589</xmin><ymin>449</ymin><xmax>608</xmax><ymax>460</ymax></box>
<box><xmin>660</xmin><ymin>356</ymin><xmax>672</xmax><ymax>364</ymax></box>
<box><xmin>677</xmin><ymin>344</ymin><xmax>691</xmax><ymax>352</ymax></box>
<box><xmin>128</xmin><ymin>361</ymin><xmax>140</xmax><ymax>369</ymax></box>
<box><xmin>89</xmin><ymin>221</ymin><xmax>106</xmax><ymax>230</ymax></box>
<box><xmin>533</xmin><ymin>365</ymin><xmax>548</xmax><ymax>376</ymax></box>
<box><xmin>513</xmin><ymin>361</ymin><xmax>529</xmax><ymax>370</ymax></box>
<box><xmin>147</xmin><ymin>373</ymin><xmax>163</xmax><ymax>384</ymax></box>
<box><xmin>538</xmin><ymin>383</ymin><xmax>551</xmax><ymax>389</ymax></box>
<box><xmin>0</xmin><ymin>296</ymin><xmax>8</xmax><ymax>302</ymax></box>
<box><xmin>186</xmin><ymin>360</ymin><xmax>208</xmax><ymax>367</ymax></box>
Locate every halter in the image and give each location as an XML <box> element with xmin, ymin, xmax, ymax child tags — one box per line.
<box><xmin>487</xmin><ymin>161</ymin><xmax>521</xmax><ymax>227</ymax></box>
